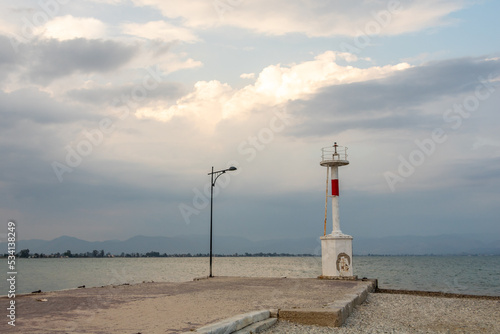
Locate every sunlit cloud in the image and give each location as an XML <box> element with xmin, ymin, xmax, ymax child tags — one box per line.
<box><xmin>240</xmin><ymin>73</ymin><xmax>255</xmax><ymax>79</ymax></box>
<box><xmin>136</xmin><ymin>80</ymin><xmax>233</xmax><ymax>130</ymax></box>
<box><xmin>122</xmin><ymin>20</ymin><xmax>198</xmax><ymax>43</ymax></box>
<box><xmin>131</xmin><ymin>0</ymin><xmax>465</xmax><ymax>37</ymax></box>
<box><xmin>35</xmin><ymin>15</ymin><xmax>108</xmax><ymax>41</ymax></box>
<box><xmin>137</xmin><ymin>51</ymin><xmax>411</xmax><ymax>123</ymax></box>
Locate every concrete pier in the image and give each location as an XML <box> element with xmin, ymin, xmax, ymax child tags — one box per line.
<box><xmin>1</xmin><ymin>276</ymin><xmax>376</xmax><ymax>334</ymax></box>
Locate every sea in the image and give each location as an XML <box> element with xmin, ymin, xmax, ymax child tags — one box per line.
<box><xmin>1</xmin><ymin>256</ymin><xmax>499</xmax><ymax>296</ymax></box>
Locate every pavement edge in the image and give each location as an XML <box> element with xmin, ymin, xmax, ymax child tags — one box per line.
<box><xmin>278</xmin><ymin>279</ymin><xmax>377</xmax><ymax>327</ymax></box>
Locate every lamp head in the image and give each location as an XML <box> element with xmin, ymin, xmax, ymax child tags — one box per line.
<box><xmin>228</xmin><ymin>166</ymin><xmax>237</xmax><ymax>171</ymax></box>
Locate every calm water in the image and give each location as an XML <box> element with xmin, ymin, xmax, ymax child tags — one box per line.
<box><xmin>1</xmin><ymin>256</ymin><xmax>499</xmax><ymax>296</ymax></box>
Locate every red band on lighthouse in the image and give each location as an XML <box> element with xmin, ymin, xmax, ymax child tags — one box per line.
<box><xmin>331</xmin><ymin>179</ymin><xmax>339</xmax><ymax>196</ymax></box>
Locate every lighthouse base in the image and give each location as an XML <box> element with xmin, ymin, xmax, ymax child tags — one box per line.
<box><xmin>320</xmin><ymin>234</ymin><xmax>354</xmax><ymax>278</ymax></box>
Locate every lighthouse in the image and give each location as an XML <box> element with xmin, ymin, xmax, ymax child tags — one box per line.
<box><xmin>319</xmin><ymin>142</ymin><xmax>355</xmax><ymax>278</ymax></box>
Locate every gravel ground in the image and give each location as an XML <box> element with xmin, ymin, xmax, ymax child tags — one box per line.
<box><xmin>262</xmin><ymin>293</ymin><xmax>500</xmax><ymax>334</ymax></box>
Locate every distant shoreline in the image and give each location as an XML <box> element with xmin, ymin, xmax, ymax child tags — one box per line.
<box><xmin>0</xmin><ymin>252</ymin><xmax>318</xmax><ymax>259</ymax></box>
<box><xmin>2</xmin><ymin>253</ymin><xmax>499</xmax><ymax>259</ymax></box>
<box><xmin>3</xmin><ymin>234</ymin><xmax>499</xmax><ymax>257</ymax></box>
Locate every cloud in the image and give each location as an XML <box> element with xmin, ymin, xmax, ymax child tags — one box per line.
<box><xmin>27</xmin><ymin>38</ymin><xmax>138</xmax><ymax>84</ymax></box>
<box><xmin>34</xmin><ymin>15</ymin><xmax>108</xmax><ymax>41</ymax></box>
<box><xmin>451</xmin><ymin>157</ymin><xmax>500</xmax><ymax>187</ymax></box>
<box><xmin>0</xmin><ymin>35</ymin><xmax>18</xmax><ymax>83</ymax></box>
<box><xmin>66</xmin><ymin>81</ymin><xmax>187</xmax><ymax>106</ymax></box>
<box><xmin>240</xmin><ymin>73</ymin><xmax>255</xmax><ymax>79</ymax></box>
<box><xmin>136</xmin><ymin>80</ymin><xmax>233</xmax><ymax>130</ymax></box>
<box><xmin>122</xmin><ymin>20</ymin><xmax>198</xmax><ymax>43</ymax></box>
<box><xmin>87</xmin><ymin>0</ymin><xmax>124</xmax><ymax>3</ymax></box>
<box><xmin>472</xmin><ymin>137</ymin><xmax>500</xmax><ymax>151</ymax></box>
<box><xmin>288</xmin><ymin>57</ymin><xmax>500</xmax><ymax>136</ymax></box>
<box><xmin>0</xmin><ymin>128</ymin><xmax>188</xmax><ymax>239</ymax></box>
<box><xmin>131</xmin><ymin>0</ymin><xmax>465</xmax><ymax>37</ymax></box>
<box><xmin>136</xmin><ymin>51</ymin><xmax>410</xmax><ymax>123</ymax></box>
<box><xmin>0</xmin><ymin>35</ymin><xmax>17</xmax><ymax>66</ymax></box>
<box><xmin>0</xmin><ymin>87</ymin><xmax>94</xmax><ymax>127</ymax></box>
<box><xmin>1</xmin><ymin>56</ymin><xmax>497</xmax><ymax>242</ymax></box>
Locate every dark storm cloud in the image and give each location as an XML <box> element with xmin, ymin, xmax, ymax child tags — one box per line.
<box><xmin>0</xmin><ymin>145</ymin><xmax>50</xmax><ymax>188</ymax></box>
<box><xmin>0</xmin><ymin>146</ymin><xmax>184</xmax><ymax>240</ymax></box>
<box><xmin>0</xmin><ymin>88</ymin><xmax>99</xmax><ymax>127</ymax></box>
<box><xmin>27</xmin><ymin>38</ymin><xmax>138</xmax><ymax>84</ymax></box>
<box><xmin>447</xmin><ymin>156</ymin><xmax>500</xmax><ymax>186</ymax></box>
<box><xmin>5</xmin><ymin>171</ymin><xmax>176</xmax><ymax>213</ymax></box>
<box><xmin>0</xmin><ymin>35</ymin><xmax>19</xmax><ymax>81</ymax></box>
<box><xmin>0</xmin><ymin>35</ymin><xmax>17</xmax><ymax>65</ymax></box>
<box><xmin>66</xmin><ymin>81</ymin><xmax>188</xmax><ymax>106</ymax></box>
<box><xmin>289</xmin><ymin>57</ymin><xmax>500</xmax><ymax>136</ymax></box>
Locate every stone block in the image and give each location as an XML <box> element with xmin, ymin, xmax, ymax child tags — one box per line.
<box><xmin>279</xmin><ymin>308</ymin><xmax>342</xmax><ymax>327</ymax></box>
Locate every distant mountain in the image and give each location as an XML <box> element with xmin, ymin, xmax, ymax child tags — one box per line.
<box><xmin>3</xmin><ymin>235</ymin><xmax>319</xmax><ymax>256</ymax></box>
<box><xmin>2</xmin><ymin>234</ymin><xmax>499</xmax><ymax>256</ymax></box>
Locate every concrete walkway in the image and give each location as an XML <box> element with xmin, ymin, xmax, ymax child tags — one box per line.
<box><xmin>1</xmin><ymin>276</ymin><xmax>376</xmax><ymax>334</ymax></box>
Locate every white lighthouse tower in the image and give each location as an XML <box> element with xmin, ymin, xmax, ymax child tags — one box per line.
<box><xmin>319</xmin><ymin>142</ymin><xmax>355</xmax><ymax>278</ymax></box>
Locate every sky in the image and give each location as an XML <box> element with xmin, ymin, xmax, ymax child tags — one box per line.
<box><xmin>0</xmin><ymin>0</ymin><xmax>499</xmax><ymax>244</ymax></box>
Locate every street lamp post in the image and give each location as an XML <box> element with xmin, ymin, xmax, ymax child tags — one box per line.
<box><xmin>208</xmin><ymin>166</ymin><xmax>237</xmax><ymax>277</ymax></box>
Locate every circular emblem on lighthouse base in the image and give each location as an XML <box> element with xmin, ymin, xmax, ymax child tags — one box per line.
<box><xmin>336</xmin><ymin>252</ymin><xmax>351</xmax><ymax>275</ymax></box>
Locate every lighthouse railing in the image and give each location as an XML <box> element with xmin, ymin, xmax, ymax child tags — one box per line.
<box><xmin>321</xmin><ymin>146</ymin><xmax>348</xmax><ymax>163</ymax></box>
